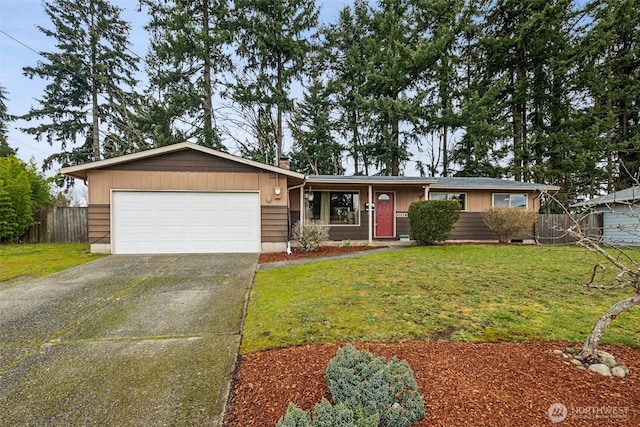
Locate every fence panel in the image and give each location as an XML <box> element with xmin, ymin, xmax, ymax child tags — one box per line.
<box><xmin>25</xmin><ymin>207</ymin><xmax>88</xmax><ymax>243</ymax></box>
<box><xmin>537</xmin><ymin>213</ymin><xmax>602</xmax><ymax>245</ymax></box>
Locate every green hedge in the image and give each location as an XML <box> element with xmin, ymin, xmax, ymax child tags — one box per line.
<box><xmin>408</xmin><ymin>200</ymin><xmax>460</xmax><ymax>245</ymax></box>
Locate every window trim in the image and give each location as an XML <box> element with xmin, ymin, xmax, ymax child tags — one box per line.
<box><xmin>429</xmin><ymin>192</ymin><xmax>467</xmax><ymax>211</ymax></box>
<box><xmin>306</xmin><ymin>190</ymin><xmax>361</xmax><ymax>226</ymax></box>
<box><xmin>492</xmin><ymin>193</ymin><xmax>528</xmax><ymax>209</ymax></box>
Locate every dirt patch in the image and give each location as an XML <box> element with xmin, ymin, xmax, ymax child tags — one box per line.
<box><xmin>259</xmin><ymin>246</ymin><xmax>385</xmax><ymax>264</ymax></box>
<box><xmin>224</xmin><ymin>341</ymin><xmax>640</xmax><ymax>426</ymax></box>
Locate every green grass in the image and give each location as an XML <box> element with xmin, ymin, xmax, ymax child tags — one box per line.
<box><xmin>241</xmin><ymin>245</ymin><xmax>640</xmax><ymax>353</ymax></box>
<box><xmin>0</xmin><ymin>243</ymin><xmax>103</xmax><ymax>286</ymax></box>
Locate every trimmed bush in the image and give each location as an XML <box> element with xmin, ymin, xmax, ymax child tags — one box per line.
<box><xmin>408</xmin><ymin>200</ymin><xmax>460</xmax><ymax>245</ymax></box>
<box><xmin>482</xmin><ymin>207</ymin><xmax>538</xmax><ymax>243</ymax></box>
<box><xmin>277</xmin><ymin>345</ymin><xmax>424</xmax><ymax>427</ymax></box>
<box><xmin>292</xmin><ymin>220</ymin><xmax>330</xmax><ymax>252</ymax></box>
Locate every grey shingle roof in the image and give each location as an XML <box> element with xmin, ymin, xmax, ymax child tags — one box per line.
<box><xmin>571</xmin><ymin>186</ymin><xmax>640</xmax><ymax>208</ymax></box>
<box><xmin>432</xmin><ymin>177</ymin><xmax>559</xmax><ymax>191</ymax></box>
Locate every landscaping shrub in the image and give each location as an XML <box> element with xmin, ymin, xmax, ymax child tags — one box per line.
<box><xmin>482</xmin><ymin>207</ymin><xmax>538</xmax><ymax>243</ymax></box>
<box><xmin>0</xmin><ymin>156</ymin><xmax>52</xmax><ymax>242</ymax></box>
<box><xmin>277</xmin><ymin>345</ymin><xmax>424</xmax><ymax>427</ymax></box>
<box><xmin>408</xmin><ymin>200</ymin><xmax>460</xmax><ymax>245</ymax></box>
<box><xmin>292</xmin><ymin>220</ymin><xmax>330</xmax><ymax>252</ymax></box>
<box><xmin>326</xmin><ymin>345</ymin><xmax>425</xmax><ymax>427</ymax></box>
<box><xmin>276</xmin><ymin>399</ymin><xmax>379</xmax><ymax>427</ymax></box>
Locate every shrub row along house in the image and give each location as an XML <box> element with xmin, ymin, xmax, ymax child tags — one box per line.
<box><xmin>61</xmin><ymin>142</ymin><xmax>559</xmax><ymax>254</ymax></box>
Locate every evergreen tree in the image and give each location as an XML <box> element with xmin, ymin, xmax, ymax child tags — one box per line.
<box><xmin>578</xmin><ymin>0</ymin><xmax>640</xmax><ymax>191</ymax></box>
<box><xmin>289</xmin><ymin>79</ymin><xmax>344</xmax><ymax>175</ymax></box>
<box><xmin>323</xmin><ymin>0</ymin><xmax>375</xmax><ymax>175</ymax></box>
<box><xmin>22</xmin><ymin>0</ymin><xmax>140</xmax><ymax>169</ymax></box>
<box><xmin>140</xmin><ymin>0</ymin><xmax>231</xmax><ymax>149</ymax></box>
<box><xmin>231</xmin><ymin>0</ymin><xmax>319</xmax><ymax>164</ymax></box>
<box><xmin>360</xmin><ymin>0</ymin><xmax>463</xmax><ymax>176</ymax></box>
<box><xmin>0</xmin><ymin>85</ymin><xmax>16</xmax><ymax>157</ymax></box>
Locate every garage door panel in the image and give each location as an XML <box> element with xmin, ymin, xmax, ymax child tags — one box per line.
<box><xmin>112</xmin><ymin>191</ymin><xmax>260</xmax><ymax>254</ymax></box>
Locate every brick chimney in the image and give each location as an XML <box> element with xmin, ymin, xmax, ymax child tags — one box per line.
<box><xmin>278</xmin><ymin>156</ymin><xmax>290</xmax><ymax>170</ymax></box>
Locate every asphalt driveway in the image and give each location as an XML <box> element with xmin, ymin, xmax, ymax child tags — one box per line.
<box><xmin>0</xmin><ymin>253</ymin><xmax>258</xmax><ymax>426</ymax></box>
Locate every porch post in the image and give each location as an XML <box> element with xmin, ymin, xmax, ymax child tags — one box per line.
<box><xmin>424</xmin><ymin>185</ymin><xmax>429</xmax><ymax>200</ymax></box>
<box><xmin>368</xmin><ymin>185</ymin><xmax>373</xmax><ymax>243</ymax></box>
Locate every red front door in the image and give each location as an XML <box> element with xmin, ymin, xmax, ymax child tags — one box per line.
<box><xmin>375</xmin><ymin>192</ymin><xmax>394</xmax><ymax>237</ymax></box>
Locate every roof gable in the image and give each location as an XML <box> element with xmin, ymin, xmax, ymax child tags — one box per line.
<box><xmin>60</xmin><ymin>142</ymin><xmax>306</xmax><ymax>180</ymax></box>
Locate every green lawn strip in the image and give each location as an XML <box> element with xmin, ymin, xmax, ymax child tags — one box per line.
<box><xmin>0</xmin><ymin>243</ymin><xmax>103</xmax><ymax>285</ymax></box>
<box><xmin>241</xmin><ymin>245</ymin><xmax>640</xmax><ymax>353</ymax></box>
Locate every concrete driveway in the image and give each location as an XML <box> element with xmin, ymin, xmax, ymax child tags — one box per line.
<box><xmin>0</xmin><ymin>253</ymin><xmax>257</xmax><ymax>426</ymax></box>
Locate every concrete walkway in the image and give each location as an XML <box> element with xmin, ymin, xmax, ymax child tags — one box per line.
<box><xmin>0</xmin><ymin>253</ymin><xmax>257</xmax><ymax>426</ymax></box>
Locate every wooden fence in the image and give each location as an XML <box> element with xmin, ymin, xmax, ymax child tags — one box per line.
<box><xmin>25</xmin><ymin>207</ymin><xmax>88</xmax><ymax>243</ymax></box>
<box><xmin>536</xmin><ymin>213</ymin><xmax>602</xmax><ymax>245</ymax></box>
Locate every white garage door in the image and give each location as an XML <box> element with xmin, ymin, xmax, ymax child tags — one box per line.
<box><xmin>112</xmin><ymin>191</ymin><xmax>261</xmax><ymax>254</ymax></box>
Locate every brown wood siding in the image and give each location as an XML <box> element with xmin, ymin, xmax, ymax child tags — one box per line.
<box><xmin>448</xmin><ymin>212</ymin><xmax>497</xmax><ymax>240</ymax></box>
<box><xmin>397</xmin><ymin>215</ymin><xmax>411</xmax><ymax>237</ymax></box>
<box><xmin>104</xmin><ymin>150</ymin><xmax>260</xmax><ymax>173</ymax></box>
<box><xmin>447</xmin><ymin>212</ymin><xmax>534</xmax><ymax>241</ymax></box>
<box><xmin>262</xmin><ymin>205</ymin><xmax>288</xmax><ymax>242</ymax></box>
<box><xmin>88</xmin><ymin>204</ymin><xmax>110</xmax><ymax>244</ymax></box>
<box><xmin>328</xmin><ymin>212</ymin><xmax>369</xmax><ymax>240</ymax></box>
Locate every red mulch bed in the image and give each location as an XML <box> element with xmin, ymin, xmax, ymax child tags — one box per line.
<box><xmin>259</xmin><ymin>245</ymin><xmax>385</xmax><ymax>264</ymax></box>
<box><xmin>224</xmin><ymin>341</ymin><xmax>640</xmax><ymax>426</ymax></box>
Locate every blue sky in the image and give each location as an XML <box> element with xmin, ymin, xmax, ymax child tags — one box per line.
<box><xmin>0</xmin><ymin>0</ymin><xmax>350</xmax><ymax>174</ymax></box>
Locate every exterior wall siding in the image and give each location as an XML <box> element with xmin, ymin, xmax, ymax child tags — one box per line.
<box><xmin>262</xmin><ymin>205</ymin><xmax>289</xmax><ymax>242</ymax></box>
<box><xmin>88</xmin><ymin>204</ymin><xmax>110</xmax><ymax>244</ymax></box>
<box><xmin>447</xmin><ymin>212</ymin><xmax>534</xmax><ymax>241</ymax></box>
<box><xmin>600</xmin><ymin>204</ymin><xmax>640</xmax><ymax>245</ymax></box>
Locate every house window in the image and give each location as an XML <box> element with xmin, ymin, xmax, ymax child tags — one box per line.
<box><xmin>307</xmin><ymin>191</ymin><xmax>360</xmax><ymax>225</ymax></box>
<box><xmin>430</xmin><ymin>193</ymin><xmax>467</xmax><ymax>211</ymax></box>
<box><xmin>493</xmin><ymin>193</ymin><xmax>527</xmax><ymax>208</ymax></box>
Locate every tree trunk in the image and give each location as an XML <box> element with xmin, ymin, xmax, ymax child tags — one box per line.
<box><xmin>391</xmin><ymin>117</ymin><xmax>399</xmax><ymax>176</ymax></box>
<box><xmin>202</xmin><ymin>0</ymin><xmax>214</xmax><ymax>148</ymax></box>
<box><xmin>576</xmin><ymin>291</ymin><xmax>640</xmax><ymax>363</ymax></box>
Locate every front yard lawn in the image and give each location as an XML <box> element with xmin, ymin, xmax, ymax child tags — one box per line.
<box><xmin>0</xmin><ymin>243</ymin><xmax>103</xmax><ymax>286</ymax></box>
<box><xmin>241</xmin><ymin>245</ymin><xmax>640</xmax><ymax>353</ymax></box>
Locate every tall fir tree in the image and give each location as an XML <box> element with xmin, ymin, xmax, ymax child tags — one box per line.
<box><xmin>578</xmin><ymin>0</ymin><xmax>640</xmax><ymax>192</ymax></box>
<box><xmin>323</xmin><ymin>0</ymin><xmax>375</xmax><ymax>175</ymax></box>
<box><xmin>289</xmin><ymin>79</ymin><xmax>344</xmax><ymax>175</ymax></box>
<box><xmin>140</xmin><ymin>0</ymin><xmax>231</xmax><ymax>149</ymax></box>
<box><xmin>0</xmin><ymin>85</ymin><xmax>16</xmax><ymax>157</ymax></box>
<box><xmin>231</xmin><ymin>0</ymin><xmax>319</xmax><ymax>164</ymax></box>
<box><xmin>22</xmin><ymin>0</ymin><xmax>140</xmax><ymax>169</ymax></box>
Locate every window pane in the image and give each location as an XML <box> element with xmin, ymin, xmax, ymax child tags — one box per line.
<box><xmin>328</xmin><ymin>192</ymin><xmax>359</xmax><ymax>225</ymax></box>
<box><xmin>510</xmin><ymin>194</ymin><xmax>526</xmax><ymax>208</ymax></box>
<box><xmin>493</xmin><ymin>194</ymin><xmax>510</xmax><ymax>207</ymax></box>
<box><xmin>431</xmin><ymin>193</ymin><xmax>466</xmax><ymax>210</ymax></box>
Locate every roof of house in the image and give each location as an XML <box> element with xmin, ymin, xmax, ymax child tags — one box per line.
<box><xmin>59</xmin><ymin>142</ymin><xmax>307</xmax><ymax>180</ymax></box>
<box><xmin>571</xmin><ymin>186</ymin><xmax>640</xmax><ymax>208</ymax></box>
<box><xmin>306</xmin><ymin>175</ymin><xmax>436</xmax><ymax>185</ymax></box>
<box><xmin>60</xmin><ymin>143</ymin><xmax>560</xmax><ymax>193</ymax></box>
<box><xmin>432</xmin><ymin>177</ymin><xmax>560</xmax><ymax>192</ymax></box>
